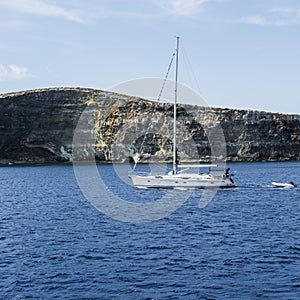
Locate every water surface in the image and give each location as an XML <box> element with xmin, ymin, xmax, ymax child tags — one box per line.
<box><xmin>0</xmin><ymin>162</ymin><xmax>300</xmax><ymax>299</ymax></box>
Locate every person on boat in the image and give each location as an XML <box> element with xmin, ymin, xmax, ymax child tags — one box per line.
<box><xmin>222</xmin><ymin>168</ymin><xmax>230</xmax><ymax>180</ymax></box>
<box><xmin>222</xmin><ymin>168</ymin><xmax>231</xmax><ymax>179</ymax></box>
<box><xmin>225</xmin><ymin>168</ymin><xmax>230</xmax><ymax>177</ymax></box>
<box><xmin>290</xmin><ymin>181</ymin><xmax>297</xmax><ymax>187</ymax></box>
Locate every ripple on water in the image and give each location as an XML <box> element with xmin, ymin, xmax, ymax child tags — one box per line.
<box><xmin>0</xmin><ymin>162</ymin><xmax>300</xmax><ymax>299</ymax></box>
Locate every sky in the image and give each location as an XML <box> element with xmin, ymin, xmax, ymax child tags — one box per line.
<box><xmin>0</xmin><ymin>0</ymin><xmax>300</xmax><ymax>114</ymax></box>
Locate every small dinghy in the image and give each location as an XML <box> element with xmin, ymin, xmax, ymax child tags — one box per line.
<box><xmin>272</xmin><ymin>181</ymin><xmax>297</xmax><ymax>188</ymax></box>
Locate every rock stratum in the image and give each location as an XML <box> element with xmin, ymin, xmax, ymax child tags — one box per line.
<box><xmin>0</xmin><ymin>87</ymin><xmax>299</xmax><ymax>164</ymax></box>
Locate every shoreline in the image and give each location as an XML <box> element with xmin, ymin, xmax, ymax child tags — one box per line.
<box><xmin>1</xmin><ymin>158</ymin><xmax>299</xmax><ymax>167</ymax></box>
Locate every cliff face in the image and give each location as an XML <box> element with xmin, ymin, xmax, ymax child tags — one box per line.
<box><xmin>0</xmin><ymin>87</ymin><xmax>299</xmax><ymax>164</ymax></box>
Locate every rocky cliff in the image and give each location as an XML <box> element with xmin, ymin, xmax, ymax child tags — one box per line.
<box><xmin>0</xmin><ymin>87</ymin><xmax>299</xmax><ymax>164</ymax></box>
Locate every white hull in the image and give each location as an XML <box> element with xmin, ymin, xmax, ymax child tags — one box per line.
<box><xmin>272</xmin><ymin>182</ymin><xmax>296</xmax><ymax>188</ymax></box>
<box><xmin>129</xmin><ymin>173</ymin><xmax>235</xmax><ymax>189</ymax></box>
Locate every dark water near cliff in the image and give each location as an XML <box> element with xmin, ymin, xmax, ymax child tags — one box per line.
<box><xmin>1</xmin><ymin>162</ymin><xmax>300</xmax><ymax>299</ymax></box>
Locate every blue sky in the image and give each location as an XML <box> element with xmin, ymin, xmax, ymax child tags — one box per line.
<box><xmin>0</xmin><ymin>0</ymin><xmax>300</xmax><ymax>114</ymax></box>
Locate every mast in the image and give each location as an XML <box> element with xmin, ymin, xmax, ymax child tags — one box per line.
<box><xmin>173</xmin><ymin>36</ymin><xmax>179</xmax><ymax>175</ymax></box>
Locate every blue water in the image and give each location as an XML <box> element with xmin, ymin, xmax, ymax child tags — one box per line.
<box><xmin>1</xmin><ymin>162</ymin><xmax>300</xmax><ymax>299</ymax></box>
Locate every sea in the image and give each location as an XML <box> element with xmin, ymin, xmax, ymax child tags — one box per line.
<box><xmin>0</xmin><ymin>161</ymin><xmax>300</xmax><ymax>299</ymax></box>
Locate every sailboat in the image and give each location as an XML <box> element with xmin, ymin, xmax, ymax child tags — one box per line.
<box><xmin>129</xmin><ymin>37</ymin><xmax>235</xmax><ymax>189</ymax></box>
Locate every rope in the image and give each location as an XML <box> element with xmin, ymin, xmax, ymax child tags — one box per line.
<box><xmin>132</xmin><ymin>51</ymin><xmax>176</xmax><ymax>171</ymax></box>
